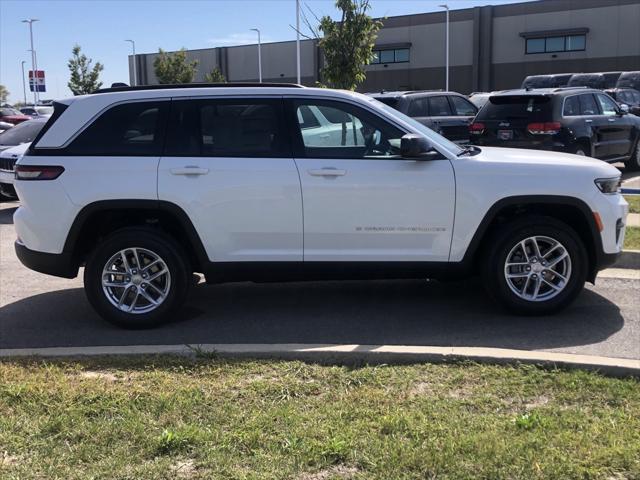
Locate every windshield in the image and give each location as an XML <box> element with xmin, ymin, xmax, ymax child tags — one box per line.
<box><xmin>0</xmin><ymin>120</ymin><xmax>45</xmax><ymax>146</ymax></box>
<box><xmin>0</xmin><ymin>108</ymin><xmax>21</xmax><ymax>116</ymax></box>
<box><xmin>369</xmin><ymin>99</ymin><xmax>463</xmax><ymax>155</ymax></box>
<box><xmin>476</xmin><ymin>96</ymin><xmax>552</xmax><ymax>121</ymax></box>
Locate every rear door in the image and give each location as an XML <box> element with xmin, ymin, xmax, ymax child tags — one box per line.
<box><xmin>158</xmin><ymin>97</ymin><xmax>303</xmax><ymax>262</ymax></box>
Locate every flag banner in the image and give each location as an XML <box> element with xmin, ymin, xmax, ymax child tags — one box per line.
<box><xmin>29</xmin><ymin>70</ymin><xmax>46</xmax><ymax>92</ymax></box>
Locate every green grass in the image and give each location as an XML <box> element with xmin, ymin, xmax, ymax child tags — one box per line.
<box><xmin>624</xmin><ymin>196</ymin><xmax>640</xmax><ymax>214</ymax></box>
<box><xmin>625</xmin><ymin>226</ymin><xmax>640</xmax><ymax>250</ymax></box>
<box><xmin>1</xmin><ymin>358</ymin><xmax>638</xmax><ymax>479</ymax></box>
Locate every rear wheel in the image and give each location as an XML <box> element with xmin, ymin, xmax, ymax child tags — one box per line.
<box><xmin>571</xmin><ymin>143</ymin><xmax>588</xmax><ymax>156</ymax></box>
<box><xmin>482</xmin><ymin>216</ymin><xmax>588</xmax><ymax>315</ymax></box>
<box><xmin>84</xmin><ymin>228</ymin><xmax>191</xmax><ymax>328</ymax></box>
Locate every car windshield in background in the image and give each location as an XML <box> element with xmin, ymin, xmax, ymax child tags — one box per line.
<box><xmin>476</xmin><ymin>96</ymin><xmax>552</xmax><ymax>121</ymax></box>
<box><xmin>0</xmin><ymin>108</ymin><xmax>21</xmax><ymax>116</ymax></box>
<box><xmin>0</xmin><ymin>120</ymin><xmax>46</xmax><ymax>146</ymax></box>
<box><xmin>617</xmin><ymin>72</ymin><xmax>640</xmax><ymax>89</ymax></box>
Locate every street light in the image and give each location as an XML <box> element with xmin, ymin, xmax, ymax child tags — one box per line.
<box><xmin>125</xmin><ymin>39</ymin><xmax>137</xmax><ymax>86</ymax></box>
<box><xmin>439</xmin><ymin>5</ymin><xmax>450</xmax><ymax>91</ymax></box>
<box><xmin>21</xmin><ymin>18</ymin><xmax>39</xmax><ymax>105</ymax></box>
<box><xmin>296</xmin><ymin>0</ymin><xmax>301</xmax><ymax>84</ymax></box>
<box><xmin>250</xmin><ymin>29</ymin><xmax>262</xmax><ymax>83</ymax></box>
<box><xmin>20</xmin><ymin>60</ymin><xmax>27</xmax><ymax>105</ymax></box>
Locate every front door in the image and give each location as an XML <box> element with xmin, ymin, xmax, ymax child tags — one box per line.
<box><xmin>158</xmin><ymin>97</ymin><xmax>303</xmax><ymax>262</ymax></box>
<box><xmin>288</xmin><ymin>98</ymin><xmax>456</xmax><ymax>262</ymax></box>
<box><xmin>595</xmin><ymin>93</ymin><xmax>633</xmax><ymax>158</ymax></box>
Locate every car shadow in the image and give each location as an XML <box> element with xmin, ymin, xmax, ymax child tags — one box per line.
<box><xmin>0</xmin><ymin>278</ymin><xmax>625</xmax><ymax>352</ymax></box>
<box><xmin>0</xmin><ymin>205</ymin><xmax>16</xmax><ymax>225</ymax></box>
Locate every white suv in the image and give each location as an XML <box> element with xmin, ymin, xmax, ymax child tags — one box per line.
<box><xmin>13</xmin><ymin>84</ymin><xmax>628</xmax><ymax>328</ymax></box>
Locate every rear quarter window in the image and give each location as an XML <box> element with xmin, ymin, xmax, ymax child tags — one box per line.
<box><xmin>476</xmin><ymin>96</ymin><xmax>552</xmax><ymax>121</ymax></box>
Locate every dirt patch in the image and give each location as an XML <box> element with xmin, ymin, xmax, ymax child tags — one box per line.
<box><xmin>297</xmin><ymin>465</ymin><xmax>359</xmax><ymax>480</ymax></box>
<box><xmin>1</xmin><ymin>451</ymin><xmax>20</xmax><ymax>467</ymax></box>
<box><xmin>525</xmin><ymin>395</ymin><xmax>550</xmax><ymax>410</ymax></box>
<box><xmin>79</xmin><ymin>371</ymin><xmax>121</xmax><ymax>382</ymax></box>
<box><xmin>171</xmin><ymin>459</ymin><xmax>197</xmax><ymax>479</ymax></box>
<box><xmin>409</xmin><ymin>381</ymin><xmax>476</xmax><ymax>399</ymax></box>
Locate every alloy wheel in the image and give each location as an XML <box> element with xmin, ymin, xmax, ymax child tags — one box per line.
<box><xmin>503</xmin><ymin>236</ymin><xmax>572</xmax><ymax>302</ymax></box>
<box><xmin>101</xmin><ymin>247</ymin><xmax>171</xmax><ymax>314</ymax></box>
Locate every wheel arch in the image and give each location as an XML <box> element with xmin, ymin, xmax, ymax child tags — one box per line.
<box><xmin>63</xmin><ymin>200</ymin><xmax>209</xmax><ymax>272</ymax></box>
<box><xmin>462</xmin><ymin>195</ymin><xmax>602</xmax><ymax>282</ymax></box>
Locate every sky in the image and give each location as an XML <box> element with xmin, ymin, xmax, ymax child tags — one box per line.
<box><xmin>1</xmin><ymin>0</ymin><xmax>534</xmax><ymax>104</ymax></box>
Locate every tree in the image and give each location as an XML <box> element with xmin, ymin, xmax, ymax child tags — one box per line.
<box><xmin>0</xmin><ymin>85</ymin><xmax>9</xmax><ymax>103</ymax></box>
<box><xmin>153</xmin><ymin>48</ymin><xmax>199</xmax><ymax>84</ymax></box>
<box><xmin>67</xmin><ymin>44</ymin><xmax>104</xmax><ymax>95</ymax></box>
<box><xmin>204</xmin><ymin>67</ymin><xmax>226</xmax><ymax>83</ymax></box>
<box><xmin>318</xmin><ymin>0</ymin><xmax>382</xmax><ymax>90</ymax></box>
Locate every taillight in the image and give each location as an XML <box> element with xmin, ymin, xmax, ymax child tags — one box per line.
<box><xmin>15</xmin><ymin>165</ymin><xmax>65</xmax><ymax>180</ymax></box>
<box><xmin>527</xmin><ymin>122</ymin><xmax>561</xmax><ymax>135</ymax></box>
<box><xmin>469</xmin><ymin>122</ymin><xmax>485</xmax><ymax>135</ymax></box>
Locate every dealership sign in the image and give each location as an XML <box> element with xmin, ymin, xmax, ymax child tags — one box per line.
<box><xmin>29</xmin><ymin>70</ymin><xmax>46</xmax><ymax>92</ymax></box>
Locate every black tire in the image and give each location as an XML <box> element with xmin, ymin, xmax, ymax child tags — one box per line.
<box><xmin>481</xmin><ymin>216</ymin><xmax>588</xmax><ymax>315</ymax></box>
<box><xmin>84</xmin><ymin>227</ymin><xmax>191</xmax><ymax>328</ymax></box>
<box><xmin>570</xmin><ymin>142</ymin><xmax>588</xmax><ymax>157</ymax></box>
<box><xmin>625</xmin><ymin>140</ymin><xmax>640</xmax><ymax>172</ymax></box>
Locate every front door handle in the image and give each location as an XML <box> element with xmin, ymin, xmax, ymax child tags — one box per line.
<box><xmin>170</xmin><ymin>166</ymin><xmax>209</xmax><ymax>176</ymax></box>
<box><xmin>608</xmin><ymin>118</ymin><xmax>616</xmax><ymax>122</ymax></box>
<box><xmin>308</xmin><ymin>168</ymin><xmax>347</xmax><ymax>177</ymax></box>
<box><xmin>585</xmin><ymin>119</ymin><xmax>593</xmax><ymax>123</ymax></box>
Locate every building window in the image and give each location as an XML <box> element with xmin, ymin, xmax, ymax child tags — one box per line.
<box><xmin>525</xmin><ymin>34</ymin><xmax>586</xmax><ymax>54</ymax></box>
<box><xmin>370</xmin><ymin>48</ymin><xmax>410</xmax><ymax>64</ymax></box>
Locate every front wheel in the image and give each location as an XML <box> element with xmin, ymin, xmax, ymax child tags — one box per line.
<box><xmin>482</xmin><ymin>216</ymin><xmax>588</xmax><ymax>315</ymax></box>
<box><xmin>84</xmin><ymin>228</ymin><xmax>191</xmax><ymax>328</ymax></box>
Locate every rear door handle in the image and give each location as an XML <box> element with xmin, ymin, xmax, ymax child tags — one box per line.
<box><xmin>170</xmin><ymin>166</ymin><xmax>209</xmax><ymax>176</ymax></box>
<box><xmin>608</xmin><ymin>118</ymin><xmax>616</xmax><ymax>122</ymax></box>
<box><xmin>585</xmin><ymin>119</ymin><xmax>593</xmax><ymax>123</ymax></box>
<box><xmin>308</xmin><ymin>168</ymin><xmax>347</xmax><ymax>177</ymax></box>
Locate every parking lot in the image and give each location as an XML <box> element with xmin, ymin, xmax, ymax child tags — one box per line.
<box><xmin>1</xmin><ymin>200</ymin><xmax>638</xmax><ymax>360</ymax></box>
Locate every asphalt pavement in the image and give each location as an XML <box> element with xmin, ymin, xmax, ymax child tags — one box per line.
<box><xmin>1</xmin><ymin>200</ymin><xmax>638</xmax><ymax>360</ymax></box>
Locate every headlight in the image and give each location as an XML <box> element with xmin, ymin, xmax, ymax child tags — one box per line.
<box><xmin>594</xmin><ymin>177</ymin><xmax>621</xmax><ymax>194</ymax></box>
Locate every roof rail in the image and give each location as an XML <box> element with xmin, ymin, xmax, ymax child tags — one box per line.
<box><xmin>552</xmin><ymin>86</ymin><xmax>589</xmax><ymax>92</ymax></box>
<box><xmin>94</xmin><ymin>82</ymin><xmax>305</xmax><ymax>94</ymax></box>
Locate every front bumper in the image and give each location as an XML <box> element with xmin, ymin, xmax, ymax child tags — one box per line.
<box><xmin>15</xmin><ymin>240</ymin><xmax>78</xmax><ymax>279</ymax></box>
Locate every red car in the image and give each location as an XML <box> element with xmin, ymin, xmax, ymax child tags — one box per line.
<box><xmin>0</xmin><ymin>107</ymin><xmax>31</xmax><ymax>125</ymax></box>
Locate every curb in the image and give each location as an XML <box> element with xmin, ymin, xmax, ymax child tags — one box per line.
<box><xmin>613</xmin><ymin>249</ymin><xmax>640</xmax><ymax>270</ymax></box>
<box><xmin>1</xmin><ymin>344</ymin><xmax>638</xmax><ymax>377</ymax></box>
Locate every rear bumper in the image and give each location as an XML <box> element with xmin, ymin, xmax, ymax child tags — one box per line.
<box><xmin>15</xmin><ymin>240</ymin><xmax>78</xmax><ymax>279</ymax></box>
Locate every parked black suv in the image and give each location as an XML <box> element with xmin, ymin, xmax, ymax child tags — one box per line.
<box><xmin>521</xmin><ymin>74</ymin><xmax>573</xmax><ymax>89</ymax></box>
<box><xmin>368</xmin><ymin>91</ymin><xmax>478</xmax><ymax>143</ymax></box>
<box><xmin>469</xmin><ymin>88</ymin><xmax>640</xmax><ymax>171</ymax></box>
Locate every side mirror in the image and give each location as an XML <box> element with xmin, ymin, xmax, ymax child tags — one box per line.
<box><xmin>619</xmin><ymin>104</ymin><xmax>630</xmax><ymax>115</ymax></box>
<box><xmin>400</xmin><ymin>134</ymin><xmax>436</xmax><ymax>159</ymax></box>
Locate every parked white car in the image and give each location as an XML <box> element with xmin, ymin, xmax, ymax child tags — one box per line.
<box><xmin>13</xmin><ymin>84</ymin><xmax>628</xmax><ymax>328</ymax></box>
<box><xmin>0</xmin><ymin>142</ymin><xmax>29</xmax><ymax>199</ymax></box>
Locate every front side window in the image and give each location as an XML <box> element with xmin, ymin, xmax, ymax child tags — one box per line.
<box><xmin>596</xmin><ymin>94</ymin><xmax>618</xmax><ymax>116</ymax></box>
<box><xmin>67</xmin><ymin>101</ymin><xmax>167</xmax><ymax>156</ymax></box>
<box><xmin>450</xmin><ymin>96</ymin><xmax>477</xmax><ymax>116</ymax></box>
<box><xmin>427</xmin><ymin>97</ymin><xmax>453</xmax><ymax>117</ymax></box>
<box><xmin>563</xmin><ymin>96</ymin><xmax>580</xmax><ymax>116</ymax></box>
<box><xmin>165</xmin><ymin>99</ymin><xmax>288</xmax><ymax>157</ymax></box>
<box><xmin>579</xmin><ymin>94</ymin><xmax>599</xmax><ymax>115</ymax></box>
<box><xmin>292</xmin><ymin>99</ymin><xmax>405</xmax><ymax>159</ymax></box>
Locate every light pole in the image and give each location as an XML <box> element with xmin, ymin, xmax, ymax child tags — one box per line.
<box><xmin>125</xmin><ymin>39</ymin><xmax>137</xmax><ymax>86</ymax></box>
<box><xmin>22</xmin><ymin>18</ymin><xmax>39</xmax><ymax>105</ymax></box>
<box><xmin>439</xmin><ymin>5</ymin><xmax>449</xmax><ymax>91</ymax></box>
<box><xmin>296</xmin><ymin>0</ymin><xmax>301</xmax><ymax>84</ymax></box>
<box><xmin>250</xmin><ymin>29</ymin><xmax>262</xmax><ymax>83</ymax></box>
<box><xmin>20</xmin><ymin>61</ymin><xmax>27</xmax><ymax>105</ymax></box>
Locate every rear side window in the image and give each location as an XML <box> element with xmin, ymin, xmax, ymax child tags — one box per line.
<box><xmin>165</xmin><ymin>98</ymin><xmax>288</xmax><ymax>157</ymax></box>
<box><xmin>450</xmin><ymin>96</ymin><xmax>477</xmax><ymax>116</ymax></box>
<box><xmin>408</xmin><ymin>98</ymin><xmax>428</xmax><ymax>117</ymax></box>
<box><xmin>579</xmin><ymin>94</ymin><xmax>599</xmax><ymax>115</ymax></box>
<box><xmin>563</xmin><ymin>96</ymin><xmax>580</xmax><ymax>116</ymax></box>
<box><xmin>427</xmin><ymin>96</ymin><xmax>452</xmax><ymax>116</ymax></box>
<box><xmin>476</xmin><ymin>96</ymin><xmax>552</xmax><ymax>121</ymax></box>
<box><xmin>66</xmin><ymin>101</ymin><xmax>168</xmax><ymax>156</ymax></box>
